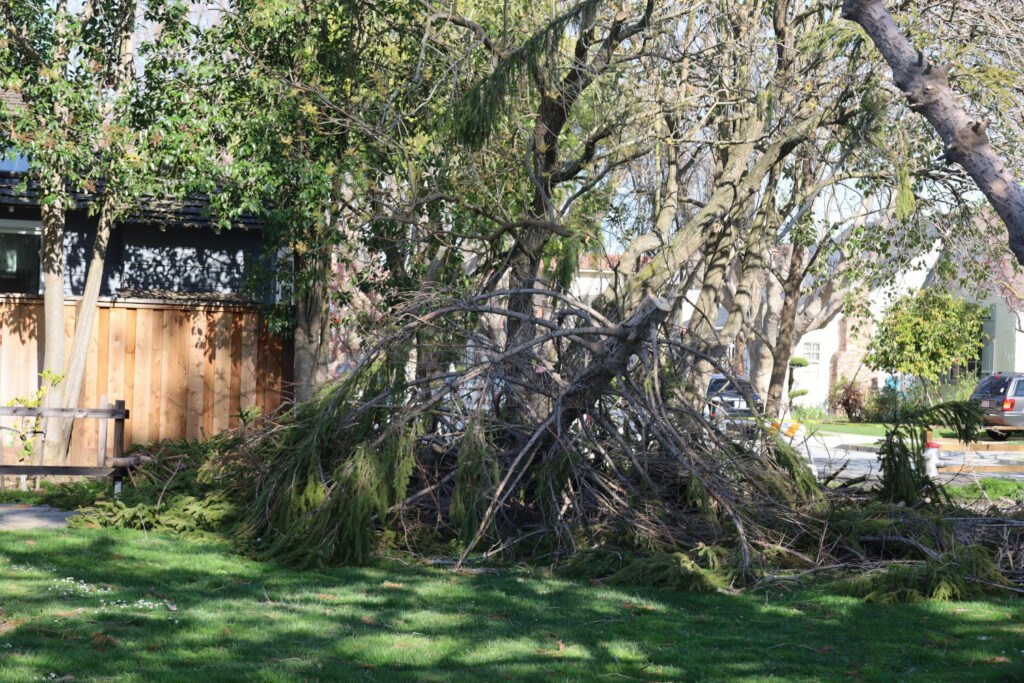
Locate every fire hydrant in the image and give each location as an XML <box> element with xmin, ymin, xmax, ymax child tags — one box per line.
<box><xmin>923</xmin><ymin>441</ymin><xmax>941</xmax><ymax>479</ymax></box>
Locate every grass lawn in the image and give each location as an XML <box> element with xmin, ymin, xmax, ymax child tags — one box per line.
<box><xmin>813</xmin><ymin>423</ymin><xmax>978</xmax><ymax>441</ymax></box>
<box><xmin>1</xmin><ymin>530</ymin><xmax>1023</xmax><ymax>681</ymax></box>
<box><xmin>812</xmin><ymin>422</ymin><xmax>887</xmax><ymax>438</ymax></box>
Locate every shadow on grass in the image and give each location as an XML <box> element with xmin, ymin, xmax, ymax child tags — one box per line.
<box><xmin>1</xmin><ymin>529</ymin><xmax>1022</xmax><ymax>681</ymax></box>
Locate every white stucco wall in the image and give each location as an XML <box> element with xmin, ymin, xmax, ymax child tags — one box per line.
<box><xmin>789</xmin><ymin>316</ymin><xmax>842</xmax><ymax>409</ymax></box>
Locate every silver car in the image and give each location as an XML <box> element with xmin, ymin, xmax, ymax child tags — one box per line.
<box><xmin>970</xmin><ymin>373</ymin><xmax>1024</xmax><ymax>440</ymax></box>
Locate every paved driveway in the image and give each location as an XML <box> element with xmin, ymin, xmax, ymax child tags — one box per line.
<box><xmin>0</xmin><ymin>504</ymin><xmax>77</xmax><ymax>530</ymax></box>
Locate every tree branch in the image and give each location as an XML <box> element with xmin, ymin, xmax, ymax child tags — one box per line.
<box><xmin>842</xmin><ymin>0</ymin><xmax>1024</xmax><ymax>264</ymax></box>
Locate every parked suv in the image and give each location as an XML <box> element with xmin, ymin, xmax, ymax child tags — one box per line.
<box><xmin>970</xmin><ymin>373</ymin><xmax>1024</xmax><ymax>440</ymax></box>
<box><xmin>706</xmin><ymin>375</ymin><xmax>763</xmax><ymax>419</ymax></box>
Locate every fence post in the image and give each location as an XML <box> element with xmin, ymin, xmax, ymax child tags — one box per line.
<box><xmin>97</xmin><ymin>394</ymin><xmax>109</xmax><ymax>468</ymax></box>
<box><xmin>112</xmin><ymin>400</ymin><xmax>125</xmax><ymax>465</ymax></box>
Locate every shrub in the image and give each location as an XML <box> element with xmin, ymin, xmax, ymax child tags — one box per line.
<box><xmin>791</xmin><ymin>404</ymin><xmax>828</xmax><ymax>422</ymax></box>
<box><xmin>829</xmin><ymin>377</ymin><xmax>866</xmax><ymax>420</ymax></box>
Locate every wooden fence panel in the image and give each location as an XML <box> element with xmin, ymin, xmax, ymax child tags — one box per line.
<box><xmin>0</xmin><ymin>295</ymin><xmax>293</xmax><ymax>466</ymax></box>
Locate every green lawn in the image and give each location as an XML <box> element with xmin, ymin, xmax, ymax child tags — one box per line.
<box><xmin>813</xmin><ymin>423</ymin><xmax>973</xmax><ymax>441</ymax></box>
<box><xmin>812</xmin><ymin>422</ymin><xmax>887</xmax><ymax>438</ymax></box>
<box><xmin>1</xmin><ymin>530</ymin><xmax>1023</xmax><ymax>680</ymax></box>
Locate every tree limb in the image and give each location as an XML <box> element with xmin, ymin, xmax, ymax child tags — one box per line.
<box><xmin>842</xmin><ymin>0</ymin><xmax>1024</xmax><ymax>264</ymax></box>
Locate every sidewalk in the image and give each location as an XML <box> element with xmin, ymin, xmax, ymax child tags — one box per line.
<box><xmin>0</xmin><ymin>504</ymin><xmax>77</xmax><ymax>530</ymax></box>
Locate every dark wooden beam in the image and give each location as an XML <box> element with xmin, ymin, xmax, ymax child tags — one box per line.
<box><xmin>0</xmin><ymin>407</ymin><xmax>129</xmax><ymax>419</ymax></box>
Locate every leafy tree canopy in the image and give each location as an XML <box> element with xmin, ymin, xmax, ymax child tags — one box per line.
<box><xmin>866</xmin><ymin>289</ymin><xmax>988</xmax><ymax>384</ymax></box>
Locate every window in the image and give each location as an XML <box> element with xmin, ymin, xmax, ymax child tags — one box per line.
<box><xmin>976</xmin><ymin>375</ymin><xmax>1011</xmax><ymax>396</ymax></box>
<box><xmin>0</xmin><ymin>150</ymin><xmax>29</xmax><ymax>172</ymax></box>
<box><xmin>1013</xmin><ymin>380</ymin><xmax>1024</xmax><ymax>398</ymax></box>
<box><xmin>803</xmin><ymin>342</ymin><xmax>821</xmax><ymax>364</ymax></box>
<box><xmin>0</xmin><ymin>220</ymin><xmax>41</xmax><ymax>294</ymax></box>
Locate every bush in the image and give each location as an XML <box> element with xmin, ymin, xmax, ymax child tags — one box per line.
<box><xmin>829</xmin><ymin>377</ymin><xmax>866</xmax><ymax>420</ymax></box>
<box><xmin>791</xmin><ymin>404</ymin><xmax>827</xmax><ymax>422</ymax></box>
<box><xmin>862</xmin><ymin>385</ymin><xmax>903</xmax><ymax>422</ymax></box>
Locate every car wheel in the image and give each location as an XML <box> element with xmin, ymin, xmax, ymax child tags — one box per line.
<box><xmin>986</xmin><ymin>428</ymin><xmax>1010</xmax><ymax>442</ymax></box>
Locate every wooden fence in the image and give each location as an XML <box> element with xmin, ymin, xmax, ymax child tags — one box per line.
<box><xmin>0</xmin><ymin>295</ymin><xmax>293</xmax><ymax>466</ymax></box>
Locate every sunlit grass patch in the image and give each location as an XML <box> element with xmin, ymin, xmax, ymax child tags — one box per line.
<box><xmin>1</xmin><ymin>528</ymin><xmax>1022</xmax><ymax>681</ymax></box>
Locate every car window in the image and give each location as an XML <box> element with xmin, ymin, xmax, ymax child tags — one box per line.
<box><xmin>1013</xmin><ymin>381</ymin><xmax>1024</xmax><ymax>398</ymax></box>
<box><xmin>976</xmin><ymin>375</ymin><xmax>1011</xmax><ymax>396</ymax></box>
<box><xmin>707</xmin><ymin>378</ymin><xmax>728</xmax><ymax>393</ymax></box>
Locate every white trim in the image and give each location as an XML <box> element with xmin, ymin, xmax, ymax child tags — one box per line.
<box><xmin>0</xmin><ymin>219</ymin><xmax>43</xmax><ymax>234</ymax></box>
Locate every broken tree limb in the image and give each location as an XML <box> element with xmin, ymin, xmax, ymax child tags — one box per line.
<box><xmin>455</xmin><ymin>292</ymin><xmax>677</xmax><ymax>567</ymax></box>
<box><xmin>842</xmin><ymin>0</ymin><xmax>1024</xmax><ymax>264</ymax></box>
<box><xmin>110</xmin><ymin>454</ymin><xmax>153</xmax><ymax>469</ymax></box>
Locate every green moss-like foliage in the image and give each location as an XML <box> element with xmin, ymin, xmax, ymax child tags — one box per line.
<box><xmin>449</xmin><ymin>421</ymin><xmax>499</xmax><ymax>541</ymax></box>
<box><xmin>560</xmin><ymin>546</ymin><xmax>730</xmax><ymax>592</ymax></box>
<box><xmin>69</xmin><ymin>494</ymin><xmax>235</xmax><ymax>539</ymax></box>
<box><xmin>836</xmin><ymin>545</ymin><xmax>1009</xmax><ymax>604</ymax></box>
<box><xmin>60</xmin><ymin>435</ymin><xmax>243</xmax><ymax>540</ymax></box>
<box><xmin>766</xmin><ymin>437</ymin><xmax>820</xmax><ymax>502</ymax></box>
<box><xmin>231</xmin><ymin>349</ymin><xmax>419</xmax><ymax>567</ymax></box>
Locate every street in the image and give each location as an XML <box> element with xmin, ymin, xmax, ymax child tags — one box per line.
<box><xmin>794</xmin><ymin>431</ymin><xmax>1024</xmax><ymax>485</ymax></box>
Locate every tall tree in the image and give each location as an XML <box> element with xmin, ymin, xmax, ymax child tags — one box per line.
<box><xmin>2</xmin><ymin>0</ymin><xmax>224</xmax><ymax>461</ymax></box>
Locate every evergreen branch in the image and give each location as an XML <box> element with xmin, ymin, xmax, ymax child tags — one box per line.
<box><xmin>450</xmin><ymin>0</ymin><xmax>605</xmax><ymax>146</ymax></box>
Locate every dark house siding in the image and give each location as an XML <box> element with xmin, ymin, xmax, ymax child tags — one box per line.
<box><xmin>0</xmin><ymin>172</ymin><xmax>268</xmax><ymax>300</ymax></box>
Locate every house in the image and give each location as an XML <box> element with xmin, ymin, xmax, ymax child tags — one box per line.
<box><xmin>0</xmin><ymin>163</ymin><xmax>292</xmax><ymax>467</ymax></box>
<box><xmin>789</xmin><ymin>233</ymin><xmax>1024</xmax><ymax>409</ymax></box>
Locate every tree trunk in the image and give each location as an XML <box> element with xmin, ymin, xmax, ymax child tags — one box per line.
<box><xmin>765</xmin><ymin>244</ymin><xmax>807</xmax><ymax>418</ymax></box>
<box><xmin>292</xmin><ymin>250</ymin><xmax>330</xmax><ymax>403</ymax></box>
<box><xmin>46</xmin><ymin>199</ymin><xmax>115</xmax><ymax>463</ymax></box>
<box><xmin>38</xmin><ymin>184</ymin><xmax>66</xmax><ymax>466</ymax></box>
<box><xmin>603</xmin><ymin>110</ymin><xmax>825</xmax><ymax>316</ymax></box>
<box><xmin>842</xmin><ymin>0</ymin><xmax>1024</xmax><ymax>264</ymax></box>
<box><xmin>751</xmin><ymin>268</ymin><xmax>782</xmax><ymax>398</ymax></box>
<box><xmin>691</xmin><ymin>225</ymin><xmax>767</xmax><ymax>396</ymax></box>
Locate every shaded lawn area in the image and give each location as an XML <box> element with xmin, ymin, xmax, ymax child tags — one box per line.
<box><xmin>1</xmin><ymin>530</ymin><xmax>1023</xmax><ymax>681</ymax></box>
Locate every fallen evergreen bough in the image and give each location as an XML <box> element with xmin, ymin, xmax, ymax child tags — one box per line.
<box><xmin>57</xmin><ymin>289</ymin><xmax>1024</xmax><ymax>601</ymax></box>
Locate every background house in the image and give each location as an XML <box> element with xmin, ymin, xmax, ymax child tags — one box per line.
<box><xmin>0</xmin><ymin>170</ymin><xmax>292</xmax><ymax>467</ymax></box>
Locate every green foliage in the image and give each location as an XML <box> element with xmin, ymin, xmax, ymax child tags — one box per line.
<box><xmin>70</xmin><ymin>494</ymin><xmax>236</xmax><ymax>538</ymax></box>
<box><xmin>58</xmin><ymin>435</ymin><xmax>244</xmax><ymax>539</ymax></box>
<box><xmin>837</xmin><ymin>546</ymin><xmax>1008</xmax><ymax>604</ymax></box>
<box><xmin>867</xmin><ymin>290</ymin><xmax>987</xmax><ymax>384</ymax></box>
<box><xmin>449</xmin><ymin>422</ymin><xmax>498</xmax><ymax>541</ymax></box>
<box><xmin>4</xmin><ymin>370</ymin><xmax>62</xmax><ymax>460</ymax></box>
<box><xmin>791</xmin><ymin>404</ymin><xmax>828</xmax><ymax>422</ymax></box>
<box><xmin>451</xmin><ymin>0</ymin><xmax>604</xmax><ymax>145</ymax></box>
<box><xmin>877</xmin><ymin>401</ymin><xmax>981</xmax><ymax>505</ymax></box>
<box><xmin>946</xmin><ymin>478</ymin><xmax>1024</xmax><ymax>504</ymax></box>
<box><xmin>228</xmin><ymin>349</ymin><xmax>420</xmax><ymax>566</ymax></box>
<box><xmin>559</xmin><ymin>546</ymin><xmax>730</xmax><ymax>592</ymax></box>
<box><xmin>770</xmin><ymin>437</ymin><xmax>820</xmax><ymax>501</ymax></box>
<box><xmin>788</xmin><ymin>357</ymin><xmax>810</xmax><ymax>368</ymax></box>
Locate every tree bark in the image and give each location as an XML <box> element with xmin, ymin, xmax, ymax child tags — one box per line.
<box><xmin>38</xmin><ymin>182</ymin><xmax>66</xmax><ymax>466</ymax></box>
<box><xmin>292</xmin><ymin>250</ymin><xmax>330</xmax><ymax>403</ymax></box>
<box><xmin>842</xmin><ymin>0</ymin><xmax>1024</xmax><ymax>264</ymax></box>
<box><xmin>47</xmin><ymin>199</ymin><xmax>115</xmax><ymax>463</ymax></box>
<box><xmin>602</xmin><ymin>110</ymin><xmax>826</xmax><ymax>316</ymax></box>
<box><xmin>765</xmin><ymin>244</ymin><xmax>807</xmax><ymax>418</ymax></box>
